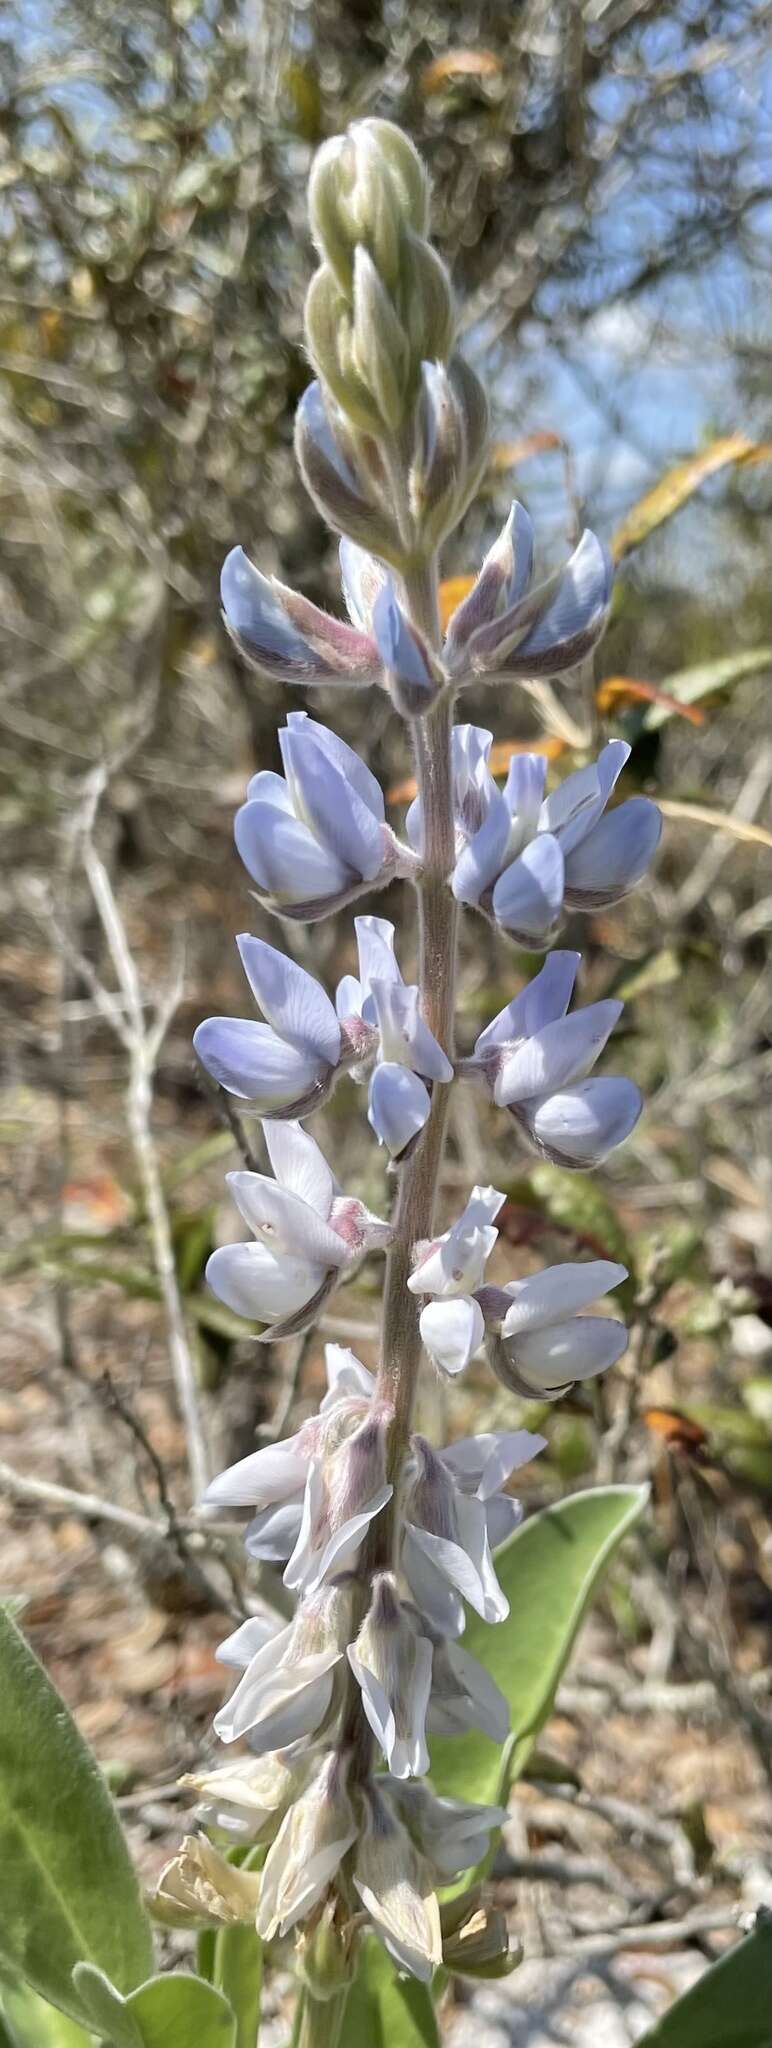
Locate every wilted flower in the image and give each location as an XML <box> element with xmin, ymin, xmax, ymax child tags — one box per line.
<box><xmin>465</xmin><ymin>951</ymin><xmax>642</xmax><ymax>1168</ymax></box>
<box><xmin>443</xmin><ymin>501</ymin><xmax>613</xmax><ymax>683</ymax></box>
<box><xmin>214</xmin><ymin>1582</ymin><xmax>354</xmax><ymax>1749</ymax></box>
<box><xmin>232</xmin><ymin>711</ymin><xmax>411</xmax><ymax>919</ymax></box>
<box><xmin>440</xmin><ymin>1886</ymin><xmax>519</xmax><ymax>1980</ymax></box>
<box><xmin>257</xmin><ymin>1752</ymin><xmax>357</xmax><ymax>1941</ymax></box>
<box><xmin>205</xmin><ymin>1121</ymin><xmax>391</xmax><ymax>1339</ymax></box>
<box><xmin>336</xmin><ymin>914</ymin><xmax>453</xmax><ymax>1158</ymax></box>
<box><xmin>354</xmin><ymin>1785</ymin><xmax>442</xmax><ymax>1982</ymax></box>
<box><xmin>283</xmin><ymin>1405</ymin><xmax>394</xmax><ymax>1595</ymax></box>
<box><xmin>415</xmin><ymin>726</ymin><xmax>661</xmax><ymax>942</ymax></box>
<box><xmin>348</xmin><ymin>1574</ymin><xmax>432</xmax><ymax>1778</ymax></box>
<box><xmin>182</xmin><ymin>1751</ymin><xmax>298</xmax><ymax>1841</ymax></box>
<box><xmin>153</xmin><ymin>1834</ymin><xmax>262</xmax><ymax>1928</ymax></box>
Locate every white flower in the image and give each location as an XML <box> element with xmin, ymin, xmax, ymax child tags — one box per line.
<box><xmin>337</xmin><ymin>916</ymin><xmax>453</xmax><ymax>1158</ymax></box>
<box><xmin>182</xmin><ymin>1752</ymin><xmax>297</xmax><ymax>1841</ymax></box>
<box><xmin>492</xmin><ymin>1260</ymin><xmax>629</xmax><ymax>1396</ymax></box>
<box><xmin>408</xmin><ymin>1185</ymin><xmax>504</xmax><ymax>1374</ymax></box>
<box><xmin>283</xmin><ymin>1406</ymin><xmax>393</xmax><ymax>1596</ymax></box>
<box><xmin>233</xmin><ymin>710</ymin><xmax>405</xmax><ymax>918</ymax></box>
<box><xmin>389</xmin><ymin>1783</ymin><xmax>506</xmax><ymax>1880</ymax></box>
<box><xmin>354</xmin><ymin>1786</ymin><xmax>442</xmax><ymax>1982</ymax></box>
<box><xmin>348</xmin><ymin>1575</ymin><xmax>432</xmax><ymax>1779</ymax></box>
<box><xmin>205</xmin><ymin>1121</ymin><xmax>390</xmax><ymax>1339</ymax></box>
<box><xmin>256</xmin><ymin>1752</ymin><xmax>357</xmax><ymax>1940</ymax></box>
<box><xmin>213</xmin><ymin>1583</ymin><xmax>353</xmax><ymax>1749</ymax></box>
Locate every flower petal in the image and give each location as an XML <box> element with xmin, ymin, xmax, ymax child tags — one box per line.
<box><xmin>441</xmin><ymin>1428</ymin><xmax>548</xmax><ymax>1496</ymax></box>
<box><xmin>452</xmin><ymin>790</ymin><xmax>512</xmax><ymax>906</ymax></box>
<box><xmin>475</xmin><ymin>950</ymin><xmax>580</xmax><ymax>1055</ymax></box>
<box><xmin>420</xmin><ymin>1296</ymin><xmax>485</xmax><ymax>1375</ymax></box>
<box><xmin>236</xmin><ymin>934</ymin><xmax>341</xmax><ymax>1065</ymax></box>
<box><xmin>204</xmin><ymin>1439</ymin><xmax>308</xmax><ymax>1508</ymax></box>
<box><xmin>322</xmin><ymin>1343</ymin><xmax>376</xmax><ymax>1404</ymax></box>
<box><xmin>339</xmin><ymin>538</ymin><xmax>388</xmax><ymax>630</ymax></box>
<box><xmin>507</xmin><ymin>529</ymin><xmax>613</xmax><ymax>674</ymax></box>
<box><xmin>502</xmin><ymin>1260</ymin><xmax>628</xmax><ymax>1336</ymax></box>
<box><xmin>539</xmin><ymin>739</ymin><xmax>629</xmax><ymax>854</ymax></box>
<box><xmin>368</xmin><ymin>1063</ymin><xmax>431</xmax><ymax>1156</ymax></box>
<box><xmin>279</xmin><ymin>726</ymin><xmax>385</xmax><ymax>882</ymax></box>
<box><xmin>221</xmin><ymin>547</ymin><xmax>329</xmax><ymax>682</ymax></box>
<box><xmin>525</xmin><ymin>1075</ymin><xmax>643</xmax><ymax>1166</ymax></box>
<box><xmin>205</xmin><ymin>1242</ymin><xmax>325</xmax><ymax>1323</ymax></box>
<box><xmin>494</xmin><ymin>998</ymin><xmax>623</xmax><ymax>1106</ymax></box>
<box><xmin>193</xmin><ymin>1017</ymin><xmax>321</xmax><ymax>1107</ymax></box>
<box><xmin>513</xmin><ymin>1315</ymin><xmax>628</xmax><ymax>1389</ymax></box>
<box><xmin>245</xmin><ymin>1501</ymin><xmax>304</xmax><ymax>1561</ymax></box>
<box><xmin>226</xmin><ymin>1169</ymin><xmax>348</xmax><ymax>1266</ymax></box>
<box><xmin>354</xmin><ymin>914</ymin><xmax>401</xmax><ymax>999</ymax></box>
<box><xmin>214</xmin><ymin>1648</ymin><xmax>340</xmax><ymax>1746</ymax></box>
<box><xmin>491</xmin><ymin>832</ymin><xmax>565</xmax><ymax>941</ymax></box>
<box><xmin>262</xmin><ymin>1119</ymin><xmax>336</xmax><ymax>1217</ymax></box>
<box><xmin>286</xmin><ymin>710</ymin><xmax>384</xmax><ymax>821</ymax></box>
<box><xmin>234</xmin><ymin>800</ymin><xmax>349</xmax><ymax>902</ymax></box>
<box><xmin>564</xmin><ymin>795</ymin><xmax>663</xmax><ymax>907</ymax></box>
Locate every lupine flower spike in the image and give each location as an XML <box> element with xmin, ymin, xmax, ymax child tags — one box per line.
<box><xmin>179</xmin><ymin>115</ymin><xmax>661</xmax><ymax>2022</ymax></box>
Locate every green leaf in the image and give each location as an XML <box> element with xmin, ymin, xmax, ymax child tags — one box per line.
<box><xmin>0</xmin><ymin>1611</ymin><xmax>153</xmax><ymax>2022</ymax></box>
<box><xmin>635</xmin><ymin>1912</ymin><xmax>772</xmax><ymax>2045</ymax></box>
<box><xmin>339</xmin><ymin>1939</ymin><xmax>440</xmax><ymax>2048</ymax></box>
<box><xmin>73</xmin><ymin>1966</ymin><xmax>236</xmax><ymax>2048</ymax></box>
<box><xmin>211</xmin><ymin>1926</ymin><xmax>262</xmax><ymax>2048</ymax></box>
<box><xmin>430</xmin><ymin>1486</ymin><xmax>648</xmax><ymax>1808</ymax></box>
<box><xmin>1</xmin><ymin>1983</ymin><xmax>93</xmax><ymax>2048</ymax></box>
<box><xmin>642</xmin><ymin>647</ymin><xmax>772</xmax><ymax>730</ymax></box>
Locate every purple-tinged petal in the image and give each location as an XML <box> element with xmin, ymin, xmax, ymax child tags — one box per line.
<box><xmin>524</xmin><ymin>1076</ymin><xmax>643</xmax><ymax>1166</ymax></box>
<box><xmin>491</xmin><ymin>833</ymin><xmax>565</xmax><ymax>942</ymax></box>
<box><xmin>245</xmin><ymin>1502</ymin><xmax>305</xmax><ymax>1562</ymax></box>
<box><xmin>285</xmin><ymin>711</ymin><xmax>385</xmax><ymax>821</ymax></box>
<box><xmin>244</xmin><ymin>769</ymin><xmax>294</xmax><ymax>810</ymax></box>
<box><xmin>368</xmin><ymin>1063</ymin><xmax>431</xmax><ymax>1156</ymax></box>
<box><xmin>193</xmin><ymin>1017</ymin><xmax>322</xmax><ymax>1108</ymax></box>
<box><xmin>504</xmin><ymin>530</ymin><xmax>613</xmax><ymax>676</ymax></box>
<box><xmin>339</xmin><ymin>538</ymin><xmax>388</xmax><ymax>630</ymax></box>
<box><xmin>221</xmin><ymin>547</ymin><xmax>333</xmax><ymax>683</ymax></box>
<box><xmin>273</xmin><ymin>580</ymin><xmax>380</xmax><ymax>682</ymax></box>
<box><xmin>236</xmin><ymin>934</ymin><xmax>340</xmax><ymax>1066</ymax></box>
<box><xmin>564</xmin><ymin>796</ymin><xmax>663</xmax><ymax>907</ymax></box>
<box><xmin>372</xmin><ymin>581</ymin><xmax>437</xmax><ymax>710</ymax></box>
<box><xmin>279</xmin><ymin>727</ymin><xmax>385</xmax><ymax>882</ymax></box>
<box><xmin>494</xmin><ymin>998</ymin><xmax>623</xmax><ymax>1106</ymax></box>
<box><xmin>440</xmin><ymin>1428</ymin><xmax>547</xmax><ymax>1496</ymax></box>
<box><xmin>295</xmin><ymin>382</ymin><xmax>401</xmax><ymax>560</ymax></box>
<box><xmin>474</xmin><ymin>950</ymin><xmax>580</xmax><ymax>1057</ymax></box>
<box><xmin>444</xmin><ymin>503</ymin><xmax>534</xmax><ymax>661</ymax></box>
<box><xmin>234</xmin><ymin>800</ymin><xmax>349</xmax><ymax>903</ymax></box>
<box><xmin>452</xmin><ymin>790</ymin><xmax>512</xmax><ymax>906</ymax></box>
<box><xmin>503</xmin><ymin>750</ymin><xmax>548</xmax><ymax>834</ymax></box>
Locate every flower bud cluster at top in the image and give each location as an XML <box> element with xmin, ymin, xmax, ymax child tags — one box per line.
<box><xmin>176</xmin><ymin>118</ymin><xmax>662</xmax><ymax>1990</ymax></box>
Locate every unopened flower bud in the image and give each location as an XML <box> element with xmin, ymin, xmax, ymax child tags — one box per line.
<box><xmin>351</xmin><ymin>246</ymin><xmax>411</xmax><ymax>431</ymax></box>
<box><xmin>295</xmin><ymin>1895</ymin><xmax>357</xmax><ymax>2000</ymax></box>
<box><xmin>152</xmin><ymin>1834</ymin><xmax>261</xmax><ymax>1928</ymax></box>
<box><xmin>295</xmin><ymin>381</ymin><xmax>403</xmax><ymax>564</ymax></box>
<box><xmin>348</xmin><ymin>1573</ymin><xmax>432</xmax><ymax>1778</ymax></box>
<box><xmin>372</xmin><ymin>580</ymin><xmax>442</xmax><ymax>717</ymax></box>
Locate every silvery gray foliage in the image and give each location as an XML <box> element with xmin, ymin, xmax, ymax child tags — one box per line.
<box><xmin>186</xmin><ymin>118</ymin><xmax>661</xmax><ymax>2001</ymax></box>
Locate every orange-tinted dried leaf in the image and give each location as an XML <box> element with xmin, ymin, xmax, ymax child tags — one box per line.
<box><xmin>490</xmin><ymin>431</ymin><xmax>563</xmax><ymax>470</ymax></box>
<box><xmin>387</xmin><ymin>735</ymin><xmax>567</xmax><ymax>806</ymax></box>
<box><xmin>596</xmin><ymin>675</ymin><xmax>706</xmax><ymax>726</ymax></box>
<box><xmin>421</xmin><ymin>48</ymin><xmax>502</xmax><ymax>92</ymax></box>
<box><xmin>611</xmin><ymin>435</ymin><xmax>772</xmax><ymax>561</ymax></box>
<box><xmin>643</xmin><ymin>1407</ymin><xmax>711</xmax><ymax>1462</ymax></box>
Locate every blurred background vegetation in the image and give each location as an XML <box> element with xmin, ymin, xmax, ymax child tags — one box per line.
<box><xmin>1</xmin><ymin>1</ymin><xmax>772</xmax><ymax>2032</ymax></box>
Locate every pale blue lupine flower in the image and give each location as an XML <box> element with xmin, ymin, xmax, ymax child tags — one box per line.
<box><xmin>205</xmin><ymin>1121</ymin><xmax>391</xmax><ymax>1339</ymax></box>
<box><xmin>194</xmin><ymin>932</ymin><xmax>343</xmax><ymax>1117</ymax></box>
<box><xmin>468</xmin><ymin>951</ymin><xmax>642</xmax><ymax>1167</ymax></box>
<box><xmin>407</xmin><ymin>726</ymin><xmax>661</xmax><ymax>943</ymax></box>
<box><xmin>234</xmin><ymin>711</ymin><xmax>408</xmax><ymax>918</ymax></box>
<box><xmin>443</xmin><ymin>503</ymin><xmax>614</xmax><ymax>681</ymax></box>
<box><xmin>335</xmin><ymin>914</ymin><xmax>453</xmax><ymax>1158</ymax></box>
